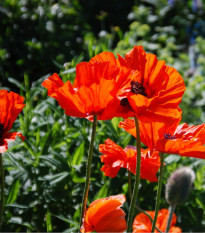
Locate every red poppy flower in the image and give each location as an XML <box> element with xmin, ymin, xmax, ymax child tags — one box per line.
<box><xmin>99</xmin><ymin>139</ymin><xmax>160</xmax><ymax>182</ymax></box>
<box><xmin>132</xmin><ymin>209</ymin><xmax>182</xmax><ymax>233</ymax></box>
<box><xmin>116</xmin><ymin>46</ymin><xmax>185</xmax><ymax>124</ymax></box>
<box><xmin>80</xmin><ymin>194</ymin><xmax>127</xmax><ymax>233</ymax></box>
<box><xmin>119</xmin><ymin>119</ymin><xmax>205</xmax><ymax>159</ymax></box>
<box><xmin>42</xmin><ymin>52</ymin><xmax>137</xmax><ymax>120</ymax></box>
<box><xmin>0</xmin><ymin>90</ymin><xmax>25</xmax><ymax>153</ymax></box>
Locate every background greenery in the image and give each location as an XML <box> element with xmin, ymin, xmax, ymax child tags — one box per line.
<box><xmin>1</xmin><ymin>0</ymin><xmax>205</xmax><ymax>232</ymax></box>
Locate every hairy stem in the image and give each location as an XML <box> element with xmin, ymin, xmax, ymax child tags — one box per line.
<box><xmin>128</xmin><ymin>171</ymin><xmax>132</xmax><ymax>200</ymax></box>
<box><xmin>151</xmin><ymin>153</ymin><xmax>165</xmax><ymax>232</ymax></box>
<box><xmin>165</xmin><ymin>204</ymin><xmax>176</xmax><ymax>233</ymax></box>
<box><xmin>127</xmin><ymin>116</ymin><xmax>141</xmax><ymax>232</ymax></box>
<box><xmin>79</xmin><ymin>115</ymin><xmax>97</xmax><ymax>231</ymax></box>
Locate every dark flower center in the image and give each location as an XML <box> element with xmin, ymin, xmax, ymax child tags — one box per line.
<box><xmin>120</xmin><ymin>98</ymin><xmax>130</xmax><ymax>106</ymax></box>
<box><xmin>131</xmin><ymin>81</ymin><xmax>147</xmax><ymax>97</ymax></box>
<box><xmin>164</xmin><ymin>133</ymin><xmax>176</xmax><ymax>140</ymax></box>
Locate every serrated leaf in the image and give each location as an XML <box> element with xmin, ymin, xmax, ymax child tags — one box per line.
<box><xmin>72</xmin><ymin>141</ymin><xmax>84</xmax><ymax>166</ymax></box>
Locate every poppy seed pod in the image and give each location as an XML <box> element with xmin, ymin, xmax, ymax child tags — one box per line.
<box><xmin>165</xmin><ymin>167</ymin><xmax>195</xmax><ymax>205</ymax></box>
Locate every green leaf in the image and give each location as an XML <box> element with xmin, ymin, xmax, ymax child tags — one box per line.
<box><xmin>54</xmin><ymin>215</ymin><xmax>78</xmax><ymax>227</ymax></box>
<box><xmin>111</xmin><ymin>117</ymin><xmax>122</xmax><ymax>133</ymax></box>
<box><xmin>93</xmin><ymin>182</ymin><xmax>108</xmax><ymax>200</ymax></box>
<box><xmin>40</xmin><ymin>155</ymin><xmax>69</xmax><ymax>171</ymax></box>
<box><xmin>72</xmin><ymin>175</ymin><xmax>85</xmax><ymax>183</ymax></box>
<box><xmin>72</xmin><ymin>141</ymin><xmax>85</xmax><ymax>166</ymax></box>
<box><xmin>6</xmin><ymin>203</ymin><xmax>28</xmax><ymax>209</ymax></box>
<box><xmin>63</xmin><ymin>227</ymin><xmax>78</xmax><ymax>233</ymax></box>
<box><xmin>46</xmin><ymin>209</ymin><xmax>53</xmax><ymax>232</ymax></box>
<box><xmin>6</xmin><ymin>180</ymin><xmax>20</xmax><ymax>204</ymax></box>
<box><xmin>8</xmin><ymin>77</ymin><xmax>25</xmax><ymax>91</ymax></box>
<box><xmin>41</xmin><ymin>172</ymin><xmax>69</xmax><ymax>185</ymax></box>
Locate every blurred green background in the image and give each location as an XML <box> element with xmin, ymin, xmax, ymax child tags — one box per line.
<box><xmin>1</xmin><ymin>0</ymin><xmax>205</xmax><ymax>232</ymax></box>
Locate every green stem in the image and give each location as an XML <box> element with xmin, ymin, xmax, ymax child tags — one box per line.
<box><xmin>128</xmin><ymin>171</ymin><xmax>132</xmax><ymax>200</ymax></box>
<box><xmin>135</xmin><ymin>205</ymin><xmax>163</xmax><ymax>233</ymax></box>
<box><xmin>79</xmin><ymin>115</ymin><xmax>97</xmax><ymax>231</ymax></box>
<box><xmin>165</xmin><ymin>204</ymin><xmax>176</xmax><ymax>233</ymax></box>
<box><xmin>0</xmin><ymin>153</ymin><xmax>4</xmax><ymax>230</ymax></box>
<box><xmin>127</xmin><ymin>116</ymin><xmax>141</xmax><ymax>232</ymax></box>
<box><xmin>151</xmin><ymin>153</ymin><xmax>165</xmax><ymax>232</ymax></box>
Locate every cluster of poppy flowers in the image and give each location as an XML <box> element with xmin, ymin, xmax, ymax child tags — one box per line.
<box><xmin>1</xmin><ymin>45</ymin><xmax>205</xmax><ymax>232</ymax></box>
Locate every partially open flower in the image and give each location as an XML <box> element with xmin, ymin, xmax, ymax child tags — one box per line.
<box><xmin>165</xmin><ymin>167</ymin><xmax>195</xmax><ymax>205</ymax></box>
<box><xmin>80</xmin><ymin>194</ymin><xmax>127</xmax><ymax>233</ymax></box>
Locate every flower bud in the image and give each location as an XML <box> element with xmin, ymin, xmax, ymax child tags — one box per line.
<box><xmin>165</xmin><ymin>167</ymin><xmax>195</xmax><ymax>205</ymax></box>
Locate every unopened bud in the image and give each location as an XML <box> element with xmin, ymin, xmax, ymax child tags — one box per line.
<box><xmin>165</xmin><ymin>167</ymin><xmax>195</xmax><ymax>205</ymax></box>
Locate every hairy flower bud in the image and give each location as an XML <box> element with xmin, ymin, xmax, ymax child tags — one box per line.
<box><xmin>165</xmin><ymin>167</ymin><xmax>195</xmax><ymax>205</ymax></box>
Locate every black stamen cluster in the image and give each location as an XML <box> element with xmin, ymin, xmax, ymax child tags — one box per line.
<box><xmin>131</xmin><ymin>81</ymin><xmax>147</xmax><ymax>97</ymax></box>
<box><xmin>164</xmin><ymin>133</ymin><xmax>176</xmax><ymax>140</ymax></box>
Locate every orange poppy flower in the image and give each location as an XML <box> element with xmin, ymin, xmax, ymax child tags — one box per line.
<box><xmin>42</xmin><ymin>52</ymin><xmax>137</xmax><ymax>120</ymax></box>
<box><xmin>132</xmin><ymin>209</ymin><xmax>182</xmax><ymax>233</ymax></box>
<box><xmin>116</xmin><ymin>46</ymin><xmax>185</xmax><ymax>124</ymax></box>
<box><xmin>99</xmin><ymin>139</ymin><xmax>160</xmax><ymax>182</ymax></box>
<box><xmin>80</xmin><ymin>194</ymin><xmax>127</xmax><ymax>233</ymax></box>
<box><xmin>0</xmin><ymin>90</ymin><xmax>25</xmax><ymax>153</ymax></box>
<box><xmin>119</xmin><ymin>119</ymin><xmax>205</xmax><ymax>159</ymax></box>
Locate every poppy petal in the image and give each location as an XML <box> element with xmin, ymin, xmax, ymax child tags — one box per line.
<box><xmin>116</xmin><ymin>46</ymin><xmax>185</xmax><ymax>124</ymax></box>
<box><xmin>0</xmin><ymin>90</ymin><xmax>25</xmax><ymax>133</ymax></box>
<box><xmin>42</xmin><ymin>73</ymin><xmax>64</xmax><ymax>98</ymax></box>
<box><xmin>99</xmin><ymin>139</ymin><xmax>160</xmax><ymax>182</ymax></box>
<box><xmin>132</xmin><ymin>209</ymin><xmax>181</xmax><ymax>233</ymax></box>
<box><xmin>81</xmin><ymin>194</ymin><xmax>127</xmax><ymax>233</ymax></box>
